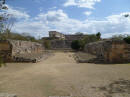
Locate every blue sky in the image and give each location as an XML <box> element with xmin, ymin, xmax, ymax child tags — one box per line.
<box><xmin>5</xmin><ymin>0</ymin><xmax>130</xmax><ymax>38</ymax></box>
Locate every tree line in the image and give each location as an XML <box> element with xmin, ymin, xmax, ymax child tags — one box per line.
<box><xmin>71</xmin><ymin>32</ymin><xmax>101</xmax><ymax>50</ymax></box>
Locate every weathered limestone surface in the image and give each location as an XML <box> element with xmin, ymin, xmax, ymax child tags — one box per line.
<box><xmin>49</xmin><ymin>31</ymin><xmax>65</xmax><ymax>40</ymax></box>
<box><xmin>84</xmin><ymin>39</ymin><xmax>130</xmax><ymax>63</ymax></box>
<box><xmin>65</xmin><ymin>35</ymin><xmax>87</xmax><ymax>41</ymax></box>
<box><xmin>49</xmin><ymin>35</ymin><xmax>87</xmax><ymax>49</ymax></box>
<box><xmin>0</xmin><ymin>39</ymin><xmax>44</xmax><ymax>62</ymax></box>
<box><xmin>50</xmin><ymin>40</ymin><xmax>72</xmax><ymax>49</ymax></box>
<box><xmin>43</xmin><ymin>31</ymin><xmax>88</xmax><ymax>49</ymax></box>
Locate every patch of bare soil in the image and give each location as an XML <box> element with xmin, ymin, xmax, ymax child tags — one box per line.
<box><xmin>0</xmin><ymin>52</ymin><xmax>130</xmax><ymax>97</ymax></box>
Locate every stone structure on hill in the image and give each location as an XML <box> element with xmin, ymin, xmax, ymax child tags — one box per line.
<box><xmin>0</xmin><ymin>39</ymin><xmax>44</xmax><ymax>62</ymax></box>
<box><xmin>84</xmin><ymin>39</ymin><xmax>130</xmax><ymax>63</ymax></box>
<box><xmin>65</xmin><ymin>34</ymin><xmax>87</xmax><ymax>41</ymax></box>
<box><xmin>49</xmin><ymin>31</ymin><xmax>65</xmax><ymax>40</ymax></box>
<box><xmin>43</xmin><ymin>31</ymin><xmax>87</xmax><ymax>49</ymax></box>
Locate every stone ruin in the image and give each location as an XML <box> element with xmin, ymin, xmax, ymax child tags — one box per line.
<box><xmin>0</xmin><ymin>39</ymin><xmax>44</xmax><ymax>62</ymax></box>
<box><xmin>84</xmin><ymin>39</ymin><xmax>130</xmax><ymax>63</ymax></box>
<box><xmin>43</xmin><ymin>31</ymin><xmax>87</xmax><ymax>49</ymax></box>
<box><xmin>49</xmin><ymin>31</ymin><xmax>65</xmax><ymax>40</ymax></box>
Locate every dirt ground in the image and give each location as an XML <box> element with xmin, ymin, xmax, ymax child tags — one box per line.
<box><xmin>0</xmin><ymin>52</ymin><xmax>130</xmax><ymax>97</ymax></box>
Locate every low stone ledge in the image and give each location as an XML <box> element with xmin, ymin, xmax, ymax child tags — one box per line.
<box><xmin>12</xmin><ymin>51</ymin><xmax>53</xmax><ymax>63</ymax></box>
<box><xmin>74</xmin><ymin>52</ymin><xmax>97</xmax><ymax>63</ymax></box>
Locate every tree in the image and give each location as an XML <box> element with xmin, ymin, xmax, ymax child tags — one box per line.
<box><xmin>0</xmin><ymin>0</ymin><xmax>16</xmax><ymax>39</ymax></box>
<box><xmin>75</xmin><ymin>32</ymin><xmax>84</xmax><ymax>35</ymax></box>
<box><xmin>83</xmin><ymin>34</ymin><xmax>98</xmax><ymax>44</ymax></box>
<box><xmin>112</xmin><ymin>34</ymin><xmax>126</xmax><ymax>40</ymax></box>
<box><xmin>96</xmin><ymin>32</ymin><xmax>101</xmax><ymax>40</ymax></box>
<box><xmin>0</xmin><ymin>0</ymin><xmax>7</xmax><ymax>67</ymax></box>
<box><xmin>0</xmin><ymin>0</ymin><xmax>9</xmax><ymax>34</ymax></box>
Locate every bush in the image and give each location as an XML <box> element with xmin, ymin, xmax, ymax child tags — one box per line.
<box><xmin>71</xmin><ymin>40</ymin><xmax>81</xmax><ymax>50</ymax></box>
<box><xmin>112</xmin><ymin>35</ymin><xmax>126</xmax><ymax>40</ymax></box>
<box><xmin>124</xmin><ymin>36</ymin><xmax>130</xmax><ymax>44</ymax></box>
<box><xmin>44</xmin><ymin>40</ymin><xmax>51</xmax><ymax>49</ymax></box>
<box><xmin>82</xmin><ymin>34</ymin><xmax>99</xmax><ymax>45</ymax></box>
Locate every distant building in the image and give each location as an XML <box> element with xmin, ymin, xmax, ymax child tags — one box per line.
<box><xmin>42</xmin><ymin>31</ymin><xmax>88</xmax><ymax>49</ymax></box>
<box><xmin>49</xmin><ymin>31</ymin><xmax>65</xmax><ymax>40</ymax></box>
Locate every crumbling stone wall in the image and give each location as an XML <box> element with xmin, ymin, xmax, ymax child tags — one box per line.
<box><xmin>9</xmin><ymin>40</ymin><xmax>43</xmax><ymax>56</ymax></box>
<box><xmin>0</xmin><ymin>40</ymin><xmax>12</xmax><ymax>61</ymax></box>
<box><xmin>50</xmin><ymin>40</ymin><xmax>71</xmax><ymax>49</ymax></box>
<box><xmin>0</xmin><ymin>40</ymin><xmax>44</xmax><ymax>62</ymax></box>
<box><xmin>84</xmin><ymin>40</ymin><xmax>130</xmax><ymax>63</ymax></box>
<box><xmin>49</xmin><ymin>35</ymin><xmax>87</xmax><ymax>49</ymax></box>
<box><xmin>65</xmin><ymin>35</ymin><xmax>87</xmax><ymax>41</ymax></box>
<box><xmin>49</xmin><ymin>31</ymin><xmax>65</xmax><ymax>40</ymax></box>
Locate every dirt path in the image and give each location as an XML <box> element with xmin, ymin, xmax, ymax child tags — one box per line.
<box><xmin>0</xmin><ymin>52</ymin><xmax>130</xmax><ymax>97</ymax></box>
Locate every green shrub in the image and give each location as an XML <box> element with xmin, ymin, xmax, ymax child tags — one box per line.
<box><xmin>112</xmin><ymin>35</ymin><xmax>126</xmax><ymax>40</ymax></box>
<box><xmin>44</xmin><ymin>40</ymin><xmax>51</xmax><ymax>49</ymax></box>
<box><xmin>124</xmin><ymin>36</ymin><xmax>130</xmax><ymax>44</ymax></box>
<box><xmin>71</xmin><ymin>40</ymin><xmax>81</xmax><ymax>50</ymax></box>
<box><xmin>96</xmin><ymin>32</ymin><xmax>101</xmax><ymax>40</ymax></box>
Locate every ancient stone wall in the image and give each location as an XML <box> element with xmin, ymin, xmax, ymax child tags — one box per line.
<box><xmin>9</xmin><ymin>40</ymin><xmax>43</xmax><ymax>56</ymax></box>
<box><xmin>49</xmin><ymin>31</ymin><xmax>65</xmax><ymax>40</ymax></box>
<box><xmin>84</xmin><ymin>40</ymin><xmax>112</xmax><ymax>56</ymax></box>
<box><xmin>50</xmin><ymin>40</ymin><xmax>71</xmax><ymax>49</ymax></box>
<box><xmin>0</xmin><ymin>40</ymin><xmax>12</xmax><ymax>61</ymax></box>
<box><xmin>84</xmin><ymin>40</ymin><xmax>130</xmax><ymax>63</ymax></box>
<box><xmin>48</xmin><ymin>35</ymin><xmax>87</xmax><ymax>49</ymax></box>
<box><xmin>0</xmin><ymin>40</ymin><xmax>44</xmax><ymax>62</ymax></box>
<box><xmin>65</xmin><ymin>35</ymin><xmax>87</xmax><ymax>41</ymax></box>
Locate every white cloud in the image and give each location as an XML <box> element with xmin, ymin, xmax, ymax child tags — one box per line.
<box><xmin>13</xmin><ymin>20</ymin><xmax>50</xmax><ymax>38</ymax></box>
<box><xmin>84</xmin><ymin>11</ymin><xmax>92</xmax><ymax>16</ymax></box>
<box><xmin>64</xmin><ymin>0</ymin><xmax>101</xmax><ymax>9</ymax></box>
<box><xmin>5</xmin><ymin>5</ymin><xmax>30</xmax><ymax>19</ymax></box>
<box><xmin>10</xmin><ymin>8</ymin><xmax>130</xmax><ymax>38</ymax></box>
<box><xmin>64</xmin><ymin>0</ymin><xmax>77</xmax><ymax>7</ymax></box>
<box><xmin>36</xmin><ymin>9</ymin><xmax>68</xmax><ymax>22</ymax></box>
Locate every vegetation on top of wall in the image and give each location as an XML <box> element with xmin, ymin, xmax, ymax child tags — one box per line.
<box><xmin>96</xmin><ymin>32</ymin><xmax>101</xmax><ymax>40</ymax></box>
<box><xmin>111</xmin><ymin>35</ymin><xmax>126</xmax><ymax>40</ymax></box>
<box><xmin>111</xmin><ymin>34</ymin><xmax>130</xmax><ymax>44</ymax></box>
<box><xmin>75</xmin><ymin>32</ymin><xmax>84</xmax><ymax>35</ymax></box>
<box><xmin>71</xmin><ymin>32</ymin><xmax>102</xmax><ymax>50</ymax></box>
<box><xmin>0</xmin><ymin>31</ymin><xmax>42</xmax><ymax>42</ymax></box>
<box><xmin>124</xmin><ymin>36</ymin><xmax>130</xmax><ymax>44</ymax></box>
